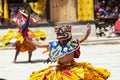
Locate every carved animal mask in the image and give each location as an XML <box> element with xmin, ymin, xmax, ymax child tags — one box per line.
<box><xmin>54</xmin><ymin>25</ymin><xmax>72</xmax><ymax>41</ymax></box>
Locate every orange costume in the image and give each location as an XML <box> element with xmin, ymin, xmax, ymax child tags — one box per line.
<box><xmin>13</xmin><ymin>9</ymin><xmax>36</xmax><ymax>52</ymax></box>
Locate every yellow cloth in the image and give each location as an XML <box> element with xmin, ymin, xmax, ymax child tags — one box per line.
<box><xmin>0</xmin><ymin>29</ymin><xmax>47</xmax><ymax>48</ymax></box>
<box><xmin>0</xmin><ymin>29</ymin><xmax>20</xmax><ymax>47</ymax></box>
<box><xmin>78</xmin><ymin>0</ymin><xmax>94</xmax><ymax>21</ymax></box>
<box><xmin>28</xmin><ymin>62</ymin><xmax>110</xmax><ymax>80</ymax></box>
<box><xmin>0</xmin><ymin>2</ymin><xmax>3</xmax><ymax>17</ymax></box>
<box><xmin>4</xmin><ymin>0</ymin><xmax>9</xmax><ymax>21</ymax></box>
<box><xmin>29</xmin><ymin>0</ymin><xmax>47</xmax><ymax>16</ymax></box>
<box><xmin>29</xmin><ymin>30</ymin><xmax>47</xmax><ymax>40</ymax></box>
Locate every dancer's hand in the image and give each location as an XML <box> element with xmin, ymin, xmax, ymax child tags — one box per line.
<box><xmin>86</xmin><ymin>23</ymin><xmax>91</xmax><ymax>35</ymax></box>
<box><xmin>42</xmin><ymin>46</ymin><xmax>50</xmax><ymax>54</ymax></box>
<box><xmin>80</xmin><ymin>23</ymin><xmax>91</xmax><ymax>43</ymax></box>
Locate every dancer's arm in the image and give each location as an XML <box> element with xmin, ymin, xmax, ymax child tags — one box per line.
<box><xmin>29</xmin><ymin>40</ymin><xmax>49</xmax><ymax>48</ymax></box>
<box><xmin>29</xmin><ymin>40</ymin><xmax>50</xmax><ymax>54</ymax></box>
<box><xmin>80</xmin><ymin>23</ymin><xmax>91</xmax><ymax>43</ymax></box>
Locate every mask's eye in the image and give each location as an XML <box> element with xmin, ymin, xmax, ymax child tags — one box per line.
<box><xmin>54</xmin><ymin>27</ymin><xmax>59</xmax><ymax>32</ymax></box>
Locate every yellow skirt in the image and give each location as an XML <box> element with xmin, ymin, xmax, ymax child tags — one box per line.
<box><xmin>28</xmin><ymin>61</ymin><xmax>110</xmax><ymax>80</ymax></box>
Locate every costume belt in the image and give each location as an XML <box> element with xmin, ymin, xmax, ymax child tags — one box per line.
<box><xmin>57</xmin><ymin>60</ymin><xmax>76</xmax><ymax>70</ymax></box>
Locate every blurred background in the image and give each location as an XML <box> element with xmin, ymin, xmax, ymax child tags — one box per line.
<box><xmin>0</xmin><ymin>0</ymin><xmax>120</xmax><ymax>37</ymax></box>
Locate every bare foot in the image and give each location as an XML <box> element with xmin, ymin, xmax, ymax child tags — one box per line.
<box><xmin>13</xmin><ymin>60</ymin><xmax>16</xmax><ymax>63</ymax></box>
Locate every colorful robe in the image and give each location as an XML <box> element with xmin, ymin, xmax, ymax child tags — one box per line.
<box><xmin>28</xmin><ymin>39</ymin><xmax>110</xmax><ymax>80</ymax></box>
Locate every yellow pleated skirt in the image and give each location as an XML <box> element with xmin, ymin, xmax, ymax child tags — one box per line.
<box><xmin>28</xmin><ymin>61</ymin><xmax>110</xmax><ymax>80</ymax></box>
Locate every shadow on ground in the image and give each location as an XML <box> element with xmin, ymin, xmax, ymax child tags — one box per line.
<box><xmin>14</xmin><ymin>59</ymin><xmax>46</xmax><ymax>64</ymax></box>
<box><xmin>0</xmin><ymin>78</ymin><xmax>6</xmax><ymax>80</ymax></box>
